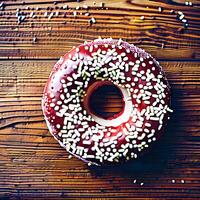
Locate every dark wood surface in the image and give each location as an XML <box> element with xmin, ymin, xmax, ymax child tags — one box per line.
<box><xmin>0</xmin><ymin>0</ymin><xmax>200</xmax><ymax>199</ymax></box>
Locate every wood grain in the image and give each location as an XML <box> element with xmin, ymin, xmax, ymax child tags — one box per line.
<box><xmin>0</xmin><ymin>60</ymin><xmax>200</xmax><ymax>199</ymax></box>
<box><xmin>0</xmin><ymin>0</ymin><xmax>200</xmax><ymax>199</ymax></box>
<box><xmin>0</xmin><ymin>0</ymin><xmax>199</xmax><ymax>59</ymax></box>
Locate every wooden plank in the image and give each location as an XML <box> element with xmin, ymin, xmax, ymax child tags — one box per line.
<box><xmin>0</xmin><ymin>60</ymin><xmax>200</xmax><ymax>199</ymax></box>
<box><xmin>0</xmin><ymin>0</ymin><xmax>199</xmax><ymax>59</ymax></box>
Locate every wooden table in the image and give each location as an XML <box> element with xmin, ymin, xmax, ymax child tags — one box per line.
<box><xmin>0</xmin><ymin>0</ymin><xmax>200</xmax><ymax>199</ymax></box>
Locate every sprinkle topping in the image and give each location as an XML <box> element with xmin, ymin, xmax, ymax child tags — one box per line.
<box><xmin>42</xmin><ymin>38</ymin><xmax>172</xmax><ymax>165</ymax></box>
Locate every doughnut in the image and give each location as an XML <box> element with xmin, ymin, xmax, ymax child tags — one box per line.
<box><xmin>42</xmin><ymin>38</ymin><xmax>173</xmax><ymax>165</ymax></box>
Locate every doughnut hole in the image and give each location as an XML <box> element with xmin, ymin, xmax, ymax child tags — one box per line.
<box><xmin>84</xmin><ymin>81</ymin><xmax>125</xmax><ymax>120</ymax></box>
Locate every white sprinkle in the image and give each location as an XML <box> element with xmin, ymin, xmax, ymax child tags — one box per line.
<box><xmin>73</xmin><ymin>11</ymin><xmax>77</xmax><ymax>17</ymax></box>
<box><xmin>84</xmin><ymin>46</ymin><xmax>89</xmax><ymax>50</ymax></box>
<box><xmin>50</xmin><ymin>93</ymin><xmax>54</xmax><ymax>98</ymax></box>
<box><xmin>147</xmin><ymin>133</ymin><xmax>154</xmax><ymax>138</ymax></box>
<box><xmin>123</xmin><ymin>56</ymin><xmax>128</xmax><ymax>61</ymax></box>
<box><xmin>54</xmin><ymin>106</ymin><xmax>59</xmax><ymax>111</ymax></box>
<box><xmin>179</xmin><ymin>14</ymin><xmax>184</xmax><ymax>20</ymax></box>
<box><xmin>172</xmin><ymin>179</ymin><xmax>175</xmax><ymax>183</ymax></box>
<box><xmin>142</xmin><ymin>63</ymin><xmax>146</xmax><ymax>67</ymax></box>
<box><xmin>63</xmin><ymin>5</ymin><xmax>68</xmax><ymax>9</ymax></box>
<box><xmin>158</xmin><ymin>7</ymin><xmax>163</xmax><ymax>12</ymax></box>
<box><xmin>67</xmin><ymin>82</ymin><xmax>72</xmax><ymax>86</ymax></box>
<box><xmin>83</xmin><ymin>4</ymin><xmax>88</xmax><ymax>9</ymax></box>
<box><xmin>148</xmin><ymin>139</ymin><xmax>152</xmax><ymax>143</ymax></box>
<box><xmin>144</xmin><ymin>100</ymin><xmax>150</xmax><ymax>105</ymax></box>
<box><xmin>149</xmin><ymin>61</ymin><xmax>153</xmax><ymax>65</ymax></box>
<box><xmin>55</xmin><ymin>11</ymin><xmax>59</xmax><ymax>17</ymax></box>
<box><xmin>89</xmin><ymin>45</ymin><xmax>93</xmax><ymax>52</ymax></box>
<box><xmin>126</xmin><ymin>77</ymin><xmax>131</xmax><ymax>82</ymax></box>
<box><xmin>181</xmin><ymin>180</ymin><xmax>185</xmax><ymax>183</ymax></box>
<box><xmin>48</xmin><ymin>12</ymin><xmax>54</xmax><ymax>20</ymax></box>
<box><xmin>61</xmin><ymin>79</ymin><xmax>66</xmax><ymax>84</ymax></box>
<box><xmin>140</xmin><ymin>57</ymin><xmax>144</xmax><ymax>62</ymax></box>
<box><xmin>30</xmin><ymin>12</ymin><xmax>35</xmax><ymax>18</ymax></box>
<box><xmin>90</xmin><ymin>17</ymin><xmax>96</xmax><ymax>24</ymax></box>
<box><xmin>64</xmin><ymin>117</ymin><xmax>68</xmax><ymax>125</ymax></box>
<box><xmin>189</xmin><ymin>2</ymin><xmax>192</xmax><ymax>6</ymax></box>
<box><xmin>60</xmin><ymin>94</ymin><xmax>65</xmax><ymax>100</ymax></box>
<box><xmin>56</xmin><ymin>124</ymin><xmax>61</xmax><ymax>129</ymax></box>
<box><xmin>178</xmin><ymin>11</ymin><xmax>183</xmax><ymax>15</ymax></box>
<box><xmin>182</xmin><ymin>19</ymin><xmax>187</xmax><ymax>23</ymax></box>
<box><xmin>100</xmin><ymin>2</ymin><xmax>104</xmax><ymax>7</ymax></box>
<box><xmin>167</xmin><ymin>107</ymin><xmax>173</xmax><ymax>112</ymax></box>
<box><xmin>57</xmin><ymin>101</ymin><xmax>62</xmax><ymax>105</ymax></box>
<box><xmin>83</xmin><ymin>140</ymin><xmax>91</xmax><ymax>145</ymax></box>
<box><xmin>138</xmin><ymin>84</ymin><xmax>143</xmax><ymax>89</ymax></box>
<box><xmin>117</xmin><ymin>38</ymin><xmax>122</xmax><ymax>46</ymax></box>
<box><xmin>85</xmin><ymin>12</ymin><xmax>90</xmax><ymax>16</ymax></box>
<box><xmin>44</xmin><ymin>12</ymin><xmax>48</xmax><ymax>17</ymax></box>
<box><xmin>150</xmin><ymin>117</ymin><xmax>159</xmax><ymax>121</ymax></box>
<box><xmin>140</xmin><ymin>16</ymin><xmax>145</xmax><ymax>20</ymax></box>
<box><xmin>50</xmin><ymin>103</ymin><xmax>55</xmax><ymax>107</ymax></box>
<box><xmin>145</xmin><ymin>122</ymin><xmax>151</xmax><ymax>127</ymax></box>
<box><xmin>144</xmin><ymin>128</ymin><xmax>150</xmax><ymax>133</ymax></box>
<box><xmin>75</xmin><ymin>81</ymin><xmax>83</xmax><ymax>86</ymax></box>
<box><xmin>138</xmin><ymin>133</ymin><xmax>146</xmax><ymax>140</ymax></box>
<box><xmin>134</xmin><ymin>53</ymin><xmax>137</xmax><ymax>58</ymax></box>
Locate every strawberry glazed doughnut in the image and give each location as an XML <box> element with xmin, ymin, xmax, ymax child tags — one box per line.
<box><xmin>42</xmin><ymin>38</ymin><xmax>173</xmax><ymax>165</ymax></box>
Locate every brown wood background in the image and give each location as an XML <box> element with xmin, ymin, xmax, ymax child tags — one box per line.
<box><xmin>0</xmin><ymin>0</ymin><xmax>200</xmax><ymax>199</ymax></box>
